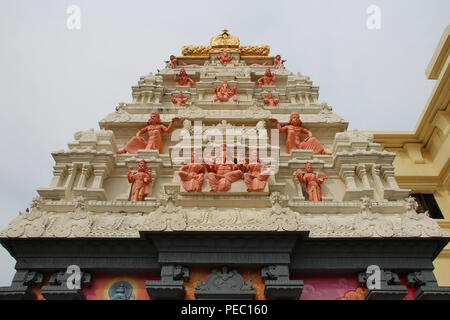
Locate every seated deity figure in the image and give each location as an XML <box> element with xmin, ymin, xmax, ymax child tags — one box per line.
<box><xmin>262</xmin><ymin>91</ymin><xmax>280</xmax><ymax>106</ymax></box>
<box><xmin>257</xmin><ymin>68</ymin><xmax>277</xmax><ymax>88</ymax></box>
<box><xmin>295</xmin><ymin>162</ymin><xmax>327</xmax><ymax>202</ymax></box>
<box><xmin>273</xmin><ymin>55</ymin><xmax>286</xmax><ymax>68</ymax></box>
<box><xmin>270</xmin><ymin>112</ymin><xmax>330</xmax><ymax>155</ymax></box>
<box><xmin>213</xmin><ymin>80</ymin><xmax>238</xmax><ymax>102</ymax></box>
<box><xmin>171</xmin><ymin>92</ymin><xmax>189</xmax><ymax>106</ymax></box>
<box><xmin>205</xmin><ymin>144</ymin><xmax>243</xmax><ymax>192</ymax></box>
<box><xmin>244</xmin><ymin>149</ymin><xmax>271</xmax><ymax>192</ymax></box>
<box><xmin>165</xmin><ymin>55</ymin><xmax>177</xmax><ymax>69</ymax></box>
<box><xmin>118</xmin><ymin>111</ymin><xmax>180</xmax><ymax>154</ymax></box>
<box><xmin>178</xmin><ymin>149</ymin><xmax>205</xmax><ymax>192</ymax></box>
<box><xmin>174</xmin><ymin>67</ymin><xmax>195</xmax><ymax>87</ymax></box>
<box><xmin>218</xmin><ymin>51</ymin><xmax>233</xmax><ymax>65</ymax></box>
<box><xmin>128</xmin><ymin>160</ymin><xmax>152</xmax><ymax>202</ymax></box>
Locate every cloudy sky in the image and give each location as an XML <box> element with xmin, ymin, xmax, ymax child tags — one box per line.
<box><xmin>0</xmin><ymin>0</ymin><xmax>448</xmax><ymax>285</ymax></box>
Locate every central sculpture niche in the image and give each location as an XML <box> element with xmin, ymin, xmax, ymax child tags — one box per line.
<box><xmin>205</xmin><ymin>144</ymin><xmax>243</xmax><ymax>192</ymax></box>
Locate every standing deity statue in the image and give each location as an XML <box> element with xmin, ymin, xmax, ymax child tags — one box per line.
<box><xmin>118</xmin><ymin>111</ymin><xmax>180</xmax><ymax>154</ymax></box>
<box><xmin>174</xmin><ymin>67</ymin><xmax>195</xmax><ymax>87</ymax></box>
<box><xmin>128</xmin><ymin>160</ymin><xmax>152</xmax><ymax>202</ymax></box>
<box><xmin>205</xmin><ymin>143</ymin><xmax>243</xmax><ymax>192</ymax></box>
<box><xmin>213</xmin><ymin>80</ymin><xmax>238</xmax><ymax>102</ymax></box>
<box><xmin>178</xmin><ymin>149</ymin><xmax>205</xmax><ymax>192</ymax></box>
<box><xmin>217</xmin><ymin>51</ymin><xmax>233</xmax><ymax>65</ymax></box>
<box><xmin>262</xmin><ymin>91</ymin><xmax>280</xmax><ymax>106</ymax></box>
<box><xmin>171</xmin><ymin>92</ymin><xmax>189</xmax><ymax>107</ymax></box>
<box><xmin>295</xmin><ymin>162</ymin><xmax>327</xmax><ymax>202</ymax></box>
<box><xmin>273</xmin><ymin>55</ymin><xmax>286</xmax><ymax>68</ymax></box>
<box><xmin>257</xmin><ymin>68</ymin><xmax>277</xmax><ymax>88</ymax></box>
<box><xmin>270</xmin><ymin>112</ymin><xmax>330</xmax><ymax>154</ymax></box>
<box><xmin>244</xmin><ymin>149</ymin><xmax>271</xmax><ymax>192</ymax></box>
<box><xmin>165</xmin><ymin>55</ymin><xmax>178</xmax><ymax>69</ymax></box>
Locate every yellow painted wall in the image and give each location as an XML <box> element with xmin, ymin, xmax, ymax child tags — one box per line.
<box><xmin>373</xmin><ymin>25</ymin><xmax>450</xmax><ymax>286</ymax></box>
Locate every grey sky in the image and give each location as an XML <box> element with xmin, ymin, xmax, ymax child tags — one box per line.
<box><xmin>0</xmin><ymin>0</ymin><xmax>448</xmax><ymax>285</ymax></box>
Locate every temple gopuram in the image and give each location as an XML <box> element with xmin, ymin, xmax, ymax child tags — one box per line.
<box><xmin>1</xmin><ymin>30</ymin><xmax>449</xmax><ymax>300</ymax></box>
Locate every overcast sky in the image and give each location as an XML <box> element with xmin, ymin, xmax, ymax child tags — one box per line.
<box><xmin>0</xmin><ymin>0</ymin><xmax>448</xmax><ymax>285</ymax></box>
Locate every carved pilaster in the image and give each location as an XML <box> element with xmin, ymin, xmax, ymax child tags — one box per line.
<box><xmin>41</xmin><ymin>270</ymin><xmax>91</xmax><ymax>300</ymax></box>
<box><xmin>358</xmin><ymin>269</ymin><xmax>408</xmax><ymax>300</ymax></box>
<box><xmin>146</xmin><ymin>265</ymin><xmax>189</xmax><ymax>300</ymax></box>
<box><xmin>0</xmin><ymin>270</ymin><xmax>43</xmax><ymax>300</ymax></box>
<box><xmin>76</xmin><ymin>163</ymin><xmax>93</xmax><ymax>189</ymax></box>
<box><xmin>407</xmin><ymin>270</ymin><xmax>450</xmax><ymax>300</ymax></box>
<box><xmin>49</xmin><ymin>164</ymin><xmax>67</xmax><ymax>188</ymax></box>
<box><xmin>64</xmin><ymin>164</ymin><xmax>77</xmax><ymax>199</ymax></box>
<box><xmin>356</xmin><ymin>165</ymin><xmax>371</xmax><ymax>189</ymax></box>
<box><xmin>261</xmin><ymin>265</ymin><xmax>303</xmax><ymax>300</ymax></box>
<box><xmin>340</xmin><ymin>165</ymin><xmax>357</xmax><ymax>190</ymax></box>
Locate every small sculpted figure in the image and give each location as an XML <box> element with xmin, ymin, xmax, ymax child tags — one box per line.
<box><xmin>128</xmin><ymin>160</ymin><xmax>152</xmax><ymax>202</ymax></box>
<box><xmin>270</xmin><ymin>112</ymin><xmax>330</xmax><ymax>154</ymax></box>
<box><xmin>273</xmin><ymin>55</ymin><xmax>286</xmax><ymax>68</ymax></box>
<box><xmin>262</xmin><ymin>91</ymin><xmax>280</xmax><ymax>106</ymax></box>
<box><xmin>205</xmin><ymin>143</ymin><xmax>243</xmax><ymax>192</ymax></box>
<box><xmin>244</xmin><ymin>149</ymin><xmax>271</xmax><ymax>192</ymax></box>
<box><xmin>165</xmin><ymin>55</ymin><xmax>177</xmax><ymax>69</ymax></box>
<box><xmin>118</xmin><ymin>111</ymin><xmax>180</xmax><ymax>154</ymax></box>
<box><xmin>213</xmin><ymin>80</ymin><xmax>238</xmax><ymax>102</ymax></box>
<box><xmin>171</xmin><ymin>92</ymin><xmax>189</xmax><ymax>107</ymax></box>
<box><xmin>295</xmin><ymin>162</ymin><xmax>327</xmax><ymax>202</ymax></box>
<box><xmin>174</xmin><ymin>67</ymin><xmax>194</xmax><ymax>87</ymax></box>
<box><xmin>178</xmin><ymin>149</ymin><xmax>205</xmax><ymax>192</ymax></box>
<box><xmin>218</xmin><ymin>51</ymin><xmax>233</xmax><ymax>65</ymax></box>
<box><xmin>257</xmin><ymin>68</ymin><xmax>276</xmax><ymax>88</ymax></box>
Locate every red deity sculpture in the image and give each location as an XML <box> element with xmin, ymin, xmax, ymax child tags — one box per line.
<box><xmin>244</xmin><ymin>149</ymin><xmax>271</xmax><ymax>192</ymax></box>
<box><xmin>217</xmin><ymin>51</ymin><xmax>233</xmax><ymax>65</ymax></box>
<box><xmin>128</xmin><ymin>160</ymin><xmax>152</xmax><ymax>202</ymax></box>
<box><xmin>273</xmin><ymin>55</ymin><xmax>286</xmax><ymax>68</ymax></box>
<box><xmin>270</xmin><ymin>112</ymin><xmax>330</xmax><ymax>155</ymax></box>
<box><xmin>262</xmin><ymin>91</ymin><xmax>280</xmax><ymax>106</ymax></box>
<box><xmin>171</xmin><ymin>92</ymin><xmax>189</xmax><ymax>107</ymax></box>
<box><xmin>257</xmin><ymin>68</ymin><xmax>277</xmax><ymax>88</ymax></box>
<box><xmin>213</xmin><ymin>80</ymin><xmax>238</xmax><ymax>102</ymax></box>
<box><xmin>118</xmin><ymin>111</ymin><xmax>180</xmax><ymax>154</ymax></box>
<box><xmin>205</xmin><ymin>144</ymin><xmax>243</xmax><ymax>192</ymax></box>
<box><xmin>165</xmin><ymin>55</ymin><xmax>177</xmax><ymax>69</ymax></box>
<box><xmin>178</xmin><ymin>149</ymin><xmax>205</xmax><ymax>192</ymax></box>
<box><xmin>295</xmin><ymin>162</ymin><xmax>327</xmax><ymax>202</ymax></box>
<box><xmin>174</xmin><ymin>67</ymin><xmax>194</xmax><ymax>87</ymax></box>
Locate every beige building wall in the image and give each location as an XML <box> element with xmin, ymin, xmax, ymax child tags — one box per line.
<box><xmin>374</xmin><ymin>25</ymin><xmax>450</xmax><ymax>285</ymax></box>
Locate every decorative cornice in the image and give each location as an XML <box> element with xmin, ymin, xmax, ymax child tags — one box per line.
<box><xmin>1</xmin><ymin>198</ymin><xmax>448</xmax><ymax>239</ymax></box>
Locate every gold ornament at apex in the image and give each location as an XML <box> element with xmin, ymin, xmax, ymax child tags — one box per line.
<box><xmin>181</xmin><ymin>30</ymin><xmax>270</xmax><ymax>57</ymax></box>
<box><xmin>210</xmin><ymin>29</ymin><xmax>240</xmax><ymax>48</ymax></box>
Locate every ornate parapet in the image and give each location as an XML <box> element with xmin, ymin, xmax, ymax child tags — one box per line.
<box><xmin>195</xmin><ymin>267</ymin><xmax>255</xmax><ymax>300</ymax></box>
<box><xmin>1</xmin><ymin>196</ymin><xmax>447</xmax><ymax>239</ymax></box>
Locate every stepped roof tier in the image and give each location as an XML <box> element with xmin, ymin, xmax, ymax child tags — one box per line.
<box><xmin>0</xmin><ymin>30</ymin><xmax>448</xmax><ymax>301</ymax></box>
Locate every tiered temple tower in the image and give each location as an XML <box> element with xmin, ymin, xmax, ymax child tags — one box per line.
<box><xmin>1</xmin><ymin>30</ymin><xmax>449</xmax><ymax>300</ymax></box>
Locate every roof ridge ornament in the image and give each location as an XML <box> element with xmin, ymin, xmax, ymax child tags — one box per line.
<box><xmin>210</xmin><ymin>29</ymin><xmax>240</xmax><ymax>48</ymax></box>
<box><xmin>182</xmin><ymin>30</ymin><xmax>270</xmax><ymax>56</ymax></box>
